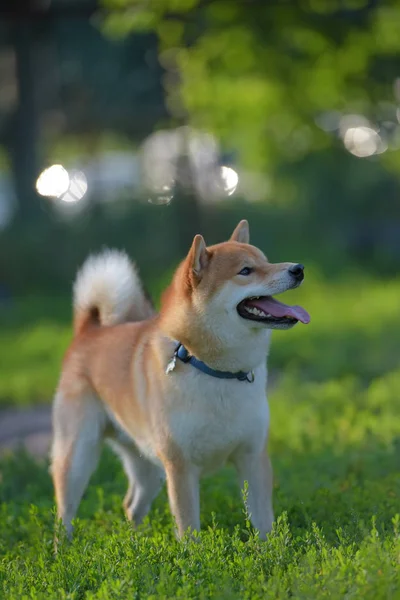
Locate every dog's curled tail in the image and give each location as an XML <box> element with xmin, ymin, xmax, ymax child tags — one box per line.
<box><xmin>73</xmin><ymin>249</ymin><xmax>154</xmax><ymax>335</ymax></box>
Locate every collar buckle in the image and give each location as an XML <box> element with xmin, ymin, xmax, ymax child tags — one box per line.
<box><xmin>247</xmin><ymin>370</ymin><xmax>255</xmax><ymax>383</ymax></box>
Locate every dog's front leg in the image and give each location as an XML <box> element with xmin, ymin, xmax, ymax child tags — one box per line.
<box><xmin>234</xmin><ymin>449</ymin><xmax>274</xmax><ymax>539</ymax></box>
<box><xmin>164</xmin><ymin>460</ymin><xmax>200</xmax><ymax>538</ymax></box>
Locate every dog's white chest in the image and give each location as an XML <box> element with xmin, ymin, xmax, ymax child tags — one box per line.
<box><xmin>165</xmin><ymin>364</ymin><xmax>269</xmax><ymax>473</ymax></box>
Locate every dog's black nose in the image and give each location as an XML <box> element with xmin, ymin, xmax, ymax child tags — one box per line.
<box><xmin>289</xmin><ymin>263</ymin><xmax>304</xmax><ymax>281</ymax></box>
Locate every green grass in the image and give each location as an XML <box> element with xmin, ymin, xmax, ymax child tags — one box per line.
<box><xmin>0</xmin><ymin>370</ymin><xmax>399</xmax><ymax>598</ymax></box>
<box><xmin>1</xmin><ymin>272</ymin><xmax>400</xmax><ymax>598</ymax></box>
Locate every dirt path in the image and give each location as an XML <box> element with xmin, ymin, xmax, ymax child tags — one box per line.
<box><xmin>0</xmin><ymin>405</ymin><xmax>52</xmax><ymax>459</ymax></box>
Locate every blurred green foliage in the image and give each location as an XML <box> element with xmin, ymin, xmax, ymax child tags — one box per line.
<box><xmin>3</xmin><ymin>1</ymin><xmax>400</xmax><ymax>291</ymax></box>
<box><xmin>102</xmin><ymin>0</ymin><xmax>400</xmax><ymax>171</ymax></box>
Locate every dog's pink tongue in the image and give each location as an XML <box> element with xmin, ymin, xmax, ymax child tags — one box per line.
<box><xmin>249</xmin><ymin>296</ymin><xmax>310</xmax><ymax>324</ymax></box>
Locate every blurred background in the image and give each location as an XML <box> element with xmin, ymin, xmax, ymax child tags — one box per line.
<box><xmin>1</xmin><ymin>0</ymin><xmax>400</xmax><ymax>451</ymax></box>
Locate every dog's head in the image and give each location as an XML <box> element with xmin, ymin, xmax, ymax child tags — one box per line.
<box><xmin>161</xmin><ymin>220</ymin><xmax>310</xmax><ymax>367</ymax></box>
<box><xmin>180</xmin><ymin>220</ymin><xmax>310</xmax><ymax>330</ymax></box>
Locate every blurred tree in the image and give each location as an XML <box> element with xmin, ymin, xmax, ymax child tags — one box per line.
<box><xmin>2</xmin><ymin>17</ymin><xmax>41</xmax><ymax>221</ymax></box>
<box><xmin>102</xmin><ymin>0</ymin><xmax>400</xmax><ymax>172</ymax></box>
<box><xmin>0</xmin><ymin>0</ymin><xmax>166</xmax><ymax>222</ymax></box>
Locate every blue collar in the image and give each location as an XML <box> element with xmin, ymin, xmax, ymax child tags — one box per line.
<box><xmin>167</xmin><ymin>343</ymin><xmax>255</xmax><ymax>383</ymax></box>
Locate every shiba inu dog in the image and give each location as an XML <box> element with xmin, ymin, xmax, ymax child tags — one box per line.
<box><xmin>51</xmin><ymin>220</ymin><xmax>310</xmax><ymax>540</ymax></box>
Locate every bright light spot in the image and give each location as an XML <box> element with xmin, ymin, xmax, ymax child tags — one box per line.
<box><xmin>343</xmin><ymin>126</ymin><xmax>383</xmax><ymax>158</ymax></box>
<box><xmin>220</xmin><ymin>166</ymin><xmax>239</xmax><ymax>196</ymax></box>
<box><xmin>61</xmin><ymin>170</ymin><xmax>88</xmax><ymax>203</ymax></box>
<box><xmin>36</xmin><ymin>164</ymin><xmax>70</xmax><ymax>198</ymax></box>
<box><xmin>36</xmin><ymin>165</ymin><xmax>88</xmax><ymax>204</ymax></box>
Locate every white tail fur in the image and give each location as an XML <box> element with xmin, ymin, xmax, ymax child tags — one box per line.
<box><xmin>73</xmin><ymin>249</ymin><xmax>154</xmax><ymax>334</ymax></box>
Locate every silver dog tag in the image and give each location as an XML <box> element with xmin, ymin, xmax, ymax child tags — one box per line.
<box><xmin>166</xmin><ymin>354</ymin><xmax>177</xmax><ymax>375</ymax></box>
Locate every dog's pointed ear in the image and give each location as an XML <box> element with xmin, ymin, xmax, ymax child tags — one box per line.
<box><xmin>189</xmin><ymin>234</ymin><xmax>210</xmax><ymax>279</ymax></box>
<box><xmin>230</xmin><ymin>220</ymin><xmax>250</xmax><ymax>244</ymax></box>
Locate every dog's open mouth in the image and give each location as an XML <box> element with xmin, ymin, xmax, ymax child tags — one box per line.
<box><xmin>237</xmin><ymin>296</ymin><xmax>310</xmax><ymax>326</ymax></box>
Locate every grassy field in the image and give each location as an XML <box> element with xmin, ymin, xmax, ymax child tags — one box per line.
<box><xmin>1</xmin><ymin>271</ymin><xmax>400</xmax><ymax>598</ymax></box>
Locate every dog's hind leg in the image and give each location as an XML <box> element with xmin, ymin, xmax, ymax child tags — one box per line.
<box><xmin>51</xmin><ymin>389</ymin><xmax>106</xmax><ymax>540</ymax></box>
<box><xmin>108</xmin><ymin>439</ymin><xmax>165</xmax><ymax>526</ymax></box>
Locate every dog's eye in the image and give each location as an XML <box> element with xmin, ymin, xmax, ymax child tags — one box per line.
<box><xmin>238</xmin><ymin>267</ymin><xmax>253</xmax><ymax>276</ymax></box>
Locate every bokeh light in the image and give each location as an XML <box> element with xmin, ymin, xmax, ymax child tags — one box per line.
<box><xmin>220</xmin><ymin>166</ymin><xmax>239</xmax><ymax>196</ymax></box>
<box><xmin>36</xmin><ymin>165</ymin><xmax>88</xmax><ymax>203</ymax></box>
<box><xmin>36</xmin><ymin>164</ymin><xmax>70</xmax><ymax>198</ymax></box>
<box><xmin>61</xmin><ymin>170</ymin><xmax>88</xmax><ymax>203</ymax></box>
<box><xmin>343</xmin><ymin>126</ymin><xmax>386</xmax><ymax>158</ymax></box>
<box><xmin>338</xmin><ymin>115</ymin><xmax>387</xmax><ymax>158</ymax></box>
